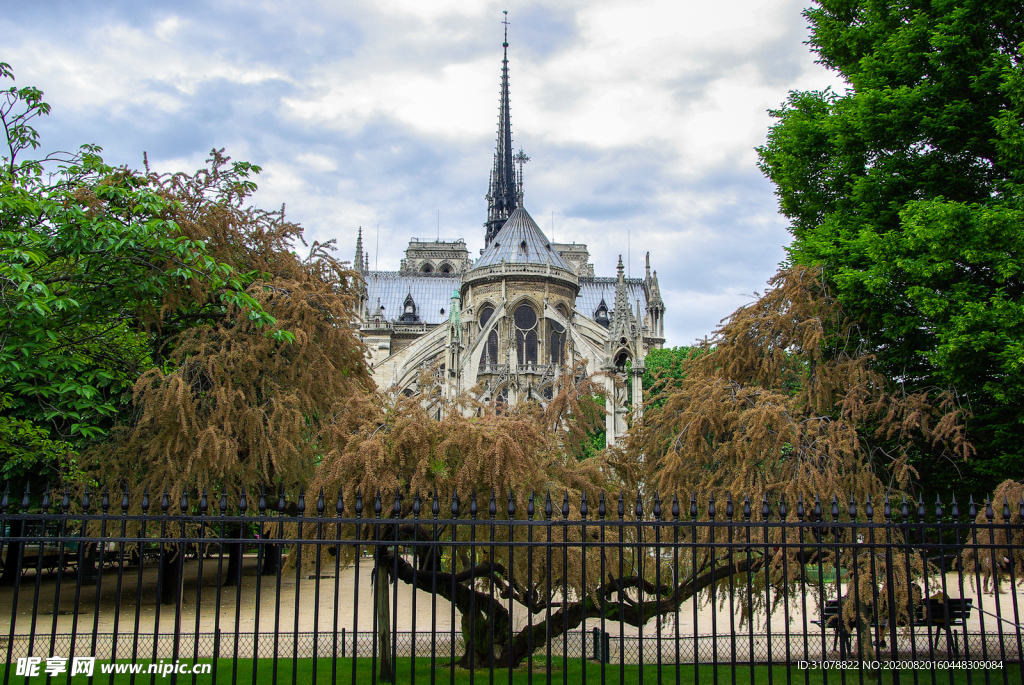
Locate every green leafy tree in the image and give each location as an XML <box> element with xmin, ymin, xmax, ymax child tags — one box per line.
<box><xmin>0</xmin><ymin>64</ymin><xmax>277</xmax><ymax>481</ymax></box>
<box><xmin>757</xmin><ymin>2</ymin><xmax>1024</xmax><ymax>494</ymax></box>
<box><xmin>641</xmin><ymin>346</ymin><xmax>698</xmax><ymax>403</ymax></box>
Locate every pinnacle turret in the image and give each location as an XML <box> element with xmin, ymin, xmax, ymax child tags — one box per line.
<box><xmin>354</xmin><ymin>226</ymin><xmax>365</xmax><ymax>274</ymax></box>
<box><xmin>484</xmin><ymin>12</ymin><xmax>518</xmax><ymax>248</ymax></box>
<box><xmin>610</xmin><ymin>255</ymin><xmax>634</xmax><ymax>339</ymax></box>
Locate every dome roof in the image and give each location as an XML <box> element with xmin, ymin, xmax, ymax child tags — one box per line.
<box><xmin>473</xmin><ymin>206</ymin><xmax>573</xmax><ymax>272</ymax></box>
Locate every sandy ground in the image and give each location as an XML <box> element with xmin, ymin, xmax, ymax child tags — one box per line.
<box><xmin>0</xmin><ymin>555</ymin><xmax>1020</xmax><ymax>661</ymax></box>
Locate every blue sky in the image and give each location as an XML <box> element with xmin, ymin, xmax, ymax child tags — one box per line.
<box><xmin>3</xmin><ymin>0</ymin><xmax>844</xmax><ymax>346</ymax></box>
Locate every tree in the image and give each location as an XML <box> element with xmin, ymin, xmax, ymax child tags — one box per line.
<box><xmin>302</xmin><ymin>367</ymin><xmax>610</xmax><ymax>670</ymax></box>
<box><xmin>756</xmin><ymin>1</ymin><xmax>1024</xmax><ymax>494</ymax></box>
<box><xmin>0</xmin><ymin>64</ymin><xmax>279</xmax><ymax>483</ymax></box>
<box><xmin>1</xmin><ymin>63</ymin><xmax>374</xmax><ymax>589</ymax></box>
<box><xmin>87</xmin><ymin>154</ymin><xmax>373</xmax><ymax>500</ymax></box>
<box><xmin>628</xmin><ymin>266</ymin><xmax>969</xmax><ymax>501</ymax></box>
<box><xmin>620</xmin><ymin>265</ymin><xmax>973</xmax><ymax>662</ymax></box>
<box><xmin>298</xmin><ymin>266</ymin><xmax>971</xmax><ymax>672</ymax></box>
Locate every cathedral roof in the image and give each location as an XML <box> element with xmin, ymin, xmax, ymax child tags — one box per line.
<box><xmin>577</xmin><ymin>277</ymin><xmax>648</xmax><ymax>322</ymax></box>
<box><xmin>365</xmin><ymin>272</ymin><xmax>461</xmax><ymax>325</ymax></box>
<box><xmin>472</xmin><ymin>206</ymin><xmax>573</xmax><ymax>272</ymax></box>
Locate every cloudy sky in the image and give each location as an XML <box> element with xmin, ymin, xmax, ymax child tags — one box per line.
<box><xmin>3</xmin><ymin>0</ymin><xmax>844</xmax><ymax>346</ymax></box>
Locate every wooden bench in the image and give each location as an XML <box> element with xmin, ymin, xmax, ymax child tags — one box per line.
<box><xmin>811</xmin><ymin>599</ymin><xmax>885</xmax><ymax>655</ymax></box>
<box><xmin>913</xmin><ymin>598</ymin><xmax>973</xmax><ymax>656</ymax></box>
<box><xmin>813</xmin><ymin>597</ymin><xmax>973</xmax><ymax>657</ymax></box>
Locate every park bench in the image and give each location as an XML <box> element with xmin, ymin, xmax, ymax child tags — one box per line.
<box><xmin>813</xmin><ymin>597</ymin><xmax>973</xmax><ymax>657</ymax></box>
<box><xmin>912</xmin><ymin>598</ymin><xmax>973</xmax><ymax>656</ymax></box>
<box><xmin>811</xmin><ymin>599</ymin><xmax>885</xmax><ymax>655</ymax></box>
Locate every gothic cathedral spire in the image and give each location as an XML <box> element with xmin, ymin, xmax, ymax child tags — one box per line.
<box><xmin>484</xmin><ymin>12</ymin><xmax>517</xmax><ymax>248</ymax></box>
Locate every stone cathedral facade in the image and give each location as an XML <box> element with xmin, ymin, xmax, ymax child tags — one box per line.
<box><xmin>351</xmin><ymin>28</ymin><xmax>666</xmax><ymax>445</ymax></box>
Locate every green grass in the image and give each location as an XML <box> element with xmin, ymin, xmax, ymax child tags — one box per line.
<box><xmin>9</xmin><ymin>657</ymin><xmax>1020</xmax><ymax>684</ymax></box>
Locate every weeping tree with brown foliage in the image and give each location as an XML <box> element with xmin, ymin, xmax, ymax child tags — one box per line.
<box><xmin>89</xmin><ymin>149</ymin><xmax>373</xmax><ymax>498</ymax></box>
<box><xmin>962</xmin><ymin>479</ymin><xmax>1024</xmax><ymax>596</ymax></box>
<box><xmin>613</xmin><ymin>265</ymin><xmax>975</xmax><ymax>658</ymax></box>
<box><xmin>629</xmin><ymin>264</ymin><xmax>971</xmax><ymax>500</ymax></box>
<box><xmin>271</xmin><ymin>265</ymin><xmax>979</xmax><ymax>673</ymax></box>
<box><xmin>77</xmin><ymin>151</ymin><xmax>373</xmax><ymax>595</ymax></box>
<box><xmin>302</xmin><ymin>364</ymin><xmax>612</xmax><ymax>673</ymax></box>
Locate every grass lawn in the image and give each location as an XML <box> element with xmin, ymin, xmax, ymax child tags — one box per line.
<box><xmin>10</xmin><ymin>657</ymin><xmax>1020</xmax><ymax>684</ymax></box>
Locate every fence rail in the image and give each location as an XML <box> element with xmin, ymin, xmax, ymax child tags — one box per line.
<box><xmin>0</xmin><ymin>485</ymin><xmax>1021</xmax><ymax>684</ymax></box>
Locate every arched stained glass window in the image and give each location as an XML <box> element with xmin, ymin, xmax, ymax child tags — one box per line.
<box><xmin>479</xmin><ymin>304</ymin><xmax>494</xmax><ymax>329</ymax></box>
<box><xmin>480</xmin><ymin>330</ymin><xmax>498</xmax><ymax>370</ymax></box>
<box><xmin>514</xmin><ymin>304</ymin><xmax>536</xmax><ymax>330</ymax></box>
<box><xmin>514</xmin><ymin>304</ymin><xmax>538</xmax><ymax>366</ymax></box>
<box><xmin>495</xmin><ymin>386</ymin><xmax>508</xmax><ymax>415</ymax></box>
<box><xmin>549</xmin><ymin>320</ymin><xmax>565</xmax><ymax>365</ymax></box>
<box><xmin>519</xmin><ymin>330</ymin><xmax>538</xmax><ymax>365</ymax></box>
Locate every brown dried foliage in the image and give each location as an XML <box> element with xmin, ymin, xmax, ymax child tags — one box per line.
<box><xmin>625</xmin><ymin>265</ymin><xmax>972</xmax><ymax>504</ymax></box>
<box><xmin>962</xmin><ymin>479</ymin><xmax>1024</xmax><ymax>593</ymax></box>
<box><xmin>312</xmin><ymin>360</ymin><xmax>610</xmax><ymax>512</ymax></box>
<box><xmin>87</xmin><ymin>151</ymin><xmax>373</xmax><ymax>503</ymax></box>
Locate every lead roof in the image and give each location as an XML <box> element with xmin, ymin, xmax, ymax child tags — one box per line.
<box><xmin>472</xmin><ymin>206</ymin><xmax>574</xmax><ymax>271</ymax></box>
<box><xmin>365</xmin><ymin>272</ymin><xmax>649</xmax><ymax>327</ymax></box>
<box><xmin>365</xmin><ymin>273</ymin><xmax>461</xmax><ymax>325</ymax></box>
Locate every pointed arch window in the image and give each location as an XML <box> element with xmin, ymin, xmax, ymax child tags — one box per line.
<box><xmin>479</xmin><ymin>304</ymin><xmax>495</xmax><ymax>329</ymax></box>
<box><xmin>480</xmin><ymin>330</ymin><xmax>499</xmax><ymax>371</ymax></box>
<box><xmin>549</xmin><ymin>320</ymin><xmax>566</xmax><ymax>365</ymax></box>
<box><xmin>514</xmin><ymin>304</ymin><xmax>538</xmax><ymax>366</ymax></box>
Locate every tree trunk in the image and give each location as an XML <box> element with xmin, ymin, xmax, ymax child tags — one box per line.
<box><xmin>160</xmin><ymin>545</ymin><xmax>181</xmax><ymax>605</ymax></box>
<box><xmin>79</xmin><ymin>542</ymin><xmax>97</xmax><ymax>581</ymax></box>
<box><xmin>456</xmin><ymin>607</ymin><xmax>501</xmax><ymax>668</ymax></box>
<box><xmin>260</xmin><ymin>528</ymin><xmax>280</xmax><ymax>577</ymax></box>
<box><xmin>0</xmin><ymin>519</ymin><xmax>23</xmax><ymax>586</ymax></box>
<box><xmin>224</xmin><ymin>524</ymin><xmax>248</xmax><ymax>587</ymax></box>
<box><xmin>375</xmin><ymin>556</ymin><xmax>394</xmax><ymax>682</ymax></box>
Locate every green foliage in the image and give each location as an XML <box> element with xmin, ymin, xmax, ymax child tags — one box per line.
<box><xmin>580</xmin><ymin>394</ymin><xmax>606</xmax><ymax>459</ymax></box>
<box><xmin>757</xmin><ymin>2</ymin><xmax>1024</xmax><ymax>494</ymax></box>
<box><xmin>0</xmin><ymin>65</ymin><xmax>275</xmax><ymax>477</ymax></box>
<box><xmin>641</xmin><ymin>347</ymin><xmax>696</xmax><ymax>391</ymax></box>
<box><xmin>0</xmin><ymin>393</ymin><xmax>75</xmax><ymax>480</ymax></box>
<box><xmin>640</xmin><ymin>347</ymin><xmax>702</xmax><ymax>411</ymax></box>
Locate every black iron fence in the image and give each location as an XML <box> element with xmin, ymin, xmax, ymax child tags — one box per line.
<box><xmin>0</xmin><ymin>484</ymin><xmax>1021</xmax><ymax>684</ymax></box>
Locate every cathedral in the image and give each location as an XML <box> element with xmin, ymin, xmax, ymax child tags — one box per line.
<box><xmin>352</xmin><ymin>25</ymin><xmax>666</xmax><ymax>445</ymax></box>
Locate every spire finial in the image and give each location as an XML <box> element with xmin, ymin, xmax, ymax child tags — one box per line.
<box><xmin>513</xmin><ymin>148</ymin><xmax>530</xmax><ymax>207</ymax></box>
<box><xmin>503</xmin><ymin>10</ymin><xmax>509</xmax><ymax>47</ymax></box>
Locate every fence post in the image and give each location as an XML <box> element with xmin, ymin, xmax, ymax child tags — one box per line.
<box><xmin>341</xmin><ymin>627</ymin><xmax>346</xmax><ymax>659</ymax></box>
<box><xmin>592</xmin><ymin>627</ymin><xmax>610</xmax><ymax>664</ymax></box>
